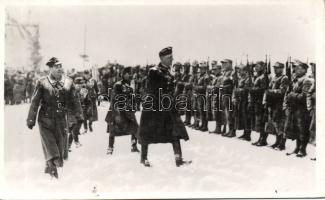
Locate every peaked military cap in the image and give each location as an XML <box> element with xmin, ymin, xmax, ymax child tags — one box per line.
<box><xmin>292</xmin><ymin>59</ymin><xmax>308</xmax><ymax>70</ymax></box>
<box><xmin>46</xmin><ymin>57</ymin><xmax>61</xmax><ymax>67</ymax></box>
<box><xmin>159</xmin><ymin>46</ymin><xmax>173</xmax><ymax>57</ymax></box>
<box><xmin>221</xmin><ymin>59</ymin><xmax>232</xmax><ymax>64</ymax></box>
<box><xmin>254</xmin><ymin>60</ymin><xmax>265</xmax><ymax>67</ymax></box>
<box><xmin>273</xmin><ymin>62</ymin><xmax>284</xmax><ymax>68</ymax></box>
<box><xmin>211</xmin><ymin>60</ymin><xmax>218</xmax><ymax>66</ymax></box>
<box><xmin>122</xmin><ymin>66</ymin><xmax>132</xmax><ymax>75</ymax></box>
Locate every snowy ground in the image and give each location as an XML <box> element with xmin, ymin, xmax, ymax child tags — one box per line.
<box><xmin>2</xmin><ymin>103</ymin><xmax>318</xmax><ymax>198</ymax></box>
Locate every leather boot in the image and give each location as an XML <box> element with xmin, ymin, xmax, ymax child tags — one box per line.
<box><xmin>209</xmin><ymin>124</ymin><xmax>221</xmax><ymax>134</ymax></box>
<box><xmin>276</xmin><ymin>137</ymin><xmax>286</xmax><ymax>151</ymax></box>
<box><xmin>131</xmin><ymin>144</ymin><xmax>140</xmax><ymax>153</ymax></box>
<box><xmin>252</xmin><ymin>134</ymin><xmax>262</xmax><ymax>146</ymax></box>
<box><xmin>199</xmin><ymin>121</ymin><xmax>208</xmax><ymax>132</ymax></box>
<box><xmin>271</xmin><ymin>135</ymin><xmax>281</xmax><ymax>149</ymax></box>
<box><xmin>297</xmin><ymin>140</ymin><xmax>308</xmax><ymax>157</ymax></box>
<box><xmin>140</xmin><ymin>145</ymin><xmax>150</xmax><ymax>167</ymax></box>
<box><xmin>286</xmin><ymin>139</ymin><xmax>301</xmax><ymax>156</ymax></box>
<box><xmin>256</xmin><ymin>132</ymin><xmax>268</xmax><ymax>147</ymax></box>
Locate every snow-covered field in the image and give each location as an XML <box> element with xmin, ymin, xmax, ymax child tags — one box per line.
<box><xmin>2</xmin><ymin>103</ymin><xmax>318</xmax><ymax>198</ymax></box>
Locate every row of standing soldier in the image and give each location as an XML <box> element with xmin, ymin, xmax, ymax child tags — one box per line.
<box><xmin>173</xmin><ymin>58</ymin><xmax>315</xmax><ymax>159</ymax></box>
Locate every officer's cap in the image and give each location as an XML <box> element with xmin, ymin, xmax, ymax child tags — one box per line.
<box><xmin>46</xmin><ymin>57</ymin><xmax>61</xmax><ymax>67</ymax></box>
<box><xmin>237</xmin><ymin>64</ymin><xmax>249</xmax><ymax>71</ymax></box>
<box><xmin>211</xmin><ymin>60</ymin><xmax>218</xmax><ymax>66</ymax></box>
<box><xmin>292</xmin><ymin>59</ymin><xmax>308</xmax><ymax>70</ymax></box>
<box><xmin>254</xmin><ymin>61</ymin><xmax>265</xmax><ymax>67</ymax></box>
<box><xmin>183</xmin><ymin>62</ymin><xmax>190</xmax><ymax>67</ymax></box>
<box><xmin>173</xmin><ymin>62</ymin><xmax>182</xmax><ymax>68</ymax></box>
<box><xmin>273</xmin><ymin>62</ymin><xmax>284</xmax><ymax>69</ymax></box>
<box><xmin>159</xmin><ymin>46</ymin><xmax>173</xmax><ymax>57</ymax></box>
<box><xmin>199</xmin><ymin>61</ymin><xmax>208</xmax><ymax>68</ymax></box>
<box><xmin>221</xmin><ymin>59</ymin><xmax>233</xmax><ymax>64</ymax></box>
<box><xmin>212</xmin><ymin>64</ymin><xmax>221</xmax><ymax>70</ymax></box>
<box><xmin>74</xmin><ymin>77</ymin><xmax>84</xmax><ymax>84</ymax></box>
<box><xmin>122</xmin><ymin>66</ymin><xmax>132</xmax><ymax>75</ymax></box>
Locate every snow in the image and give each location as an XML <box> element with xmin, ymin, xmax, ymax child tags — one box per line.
<box><xmin>2</xmin><ymin>104</ymin><xmax>317</xmax><ymax>199</ymax></box>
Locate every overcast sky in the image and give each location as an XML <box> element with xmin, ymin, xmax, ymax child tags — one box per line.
<box><xmin>5</xmin><ymin>1</ymin><xmax>318</xmax><ymax>70</ymax></box>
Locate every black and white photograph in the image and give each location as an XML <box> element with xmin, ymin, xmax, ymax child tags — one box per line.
<box><xmin>1</xmin><ymin>0</ymin><xmax>324</xmax><ymax>199</ymax></box>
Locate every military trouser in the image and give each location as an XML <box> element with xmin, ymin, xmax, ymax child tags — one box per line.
<box><xmin>198</xmin><ymin>94</ymin><xmax>208</xmax><ymax>129</ymax></box>
<box><xmin>221</xmin><ymin>94</ymin><xmax>235</xmax><ymax>133</ymax></box>
<box><xmin>191</xmin><ymin>93</ymin><xmax>200</xmax><ymax>127</ymax></box>
<box><xmin>68</xmin><ymin>121</ymin><xmax>82</xmax><ymax>146</ymax></box>
<box><xmin>109</xmin><ymin>134</ymin><xmax>137</xmax><ymax>149</ymax></box>
<box><xmin>140</xmin><ymin>137</ymin><xmax>182</xmax><ymax>161</ymax></box>
<box><xmin>83</xmin><ymin>120</ymin><xmax>92</xmax><ymax>131</ymax></box>
<box><xmin>184</xmin><ymin>92</ymin><xmax>192</xmax><ymax>124</ymax></box>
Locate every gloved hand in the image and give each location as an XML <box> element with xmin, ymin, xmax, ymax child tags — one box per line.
<box><xmin>115</xmin><ymin>115</ymin><xmax>121</xmax><ymax>124</ymax></box>
<box><xmin>27</xmin><ymin>120</ymin><xmax>34</xmax><ymax>130</ymax></box>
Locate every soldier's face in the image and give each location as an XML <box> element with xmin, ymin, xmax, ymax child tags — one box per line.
<box><xmin>254</xmin><ymin>64</ymin><xmax>263</xmax><ymax>73</ymax></box>
<box><xmin>200</xmin><ymin>67</ymin><xmax>207</xmax><ymax>74</ymax></box>
<box><xmin>295</xmin><ymin>66</ymin><xmax>306</xmax><ymax>77</ymax></box>
<box><xmin>75</xmin><ymin>84</ymin><xmax>82</xmax><ymax>91</ymax></box>
<box><xmin>212</xmin><ymin>68</ymin><xmax>220</xmax><ymax>75</ymax></box>
<box><xmin>50</xmin><ymin>64</ymin><xmax>64</xmax><ymax>79</ymax></box>
<box><xmin>160</xmin><ymin>54</ymin><xmax>173</xmax><ymax>67</ymax></box>
<box><xmin>274</xmin><ymin>68</ymin><xmax>283</xmax><ymax>75</ymax></box>
<box><xmin>123</xmin><ymin>72</ymin><xmax>131</xmax><ymax>81</ymax></box>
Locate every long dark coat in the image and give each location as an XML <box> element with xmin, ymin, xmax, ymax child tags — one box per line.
<box><xmin>27</xmin><ymin>76</ymin><xmax>83</xmax><ymax>166</ymax></box>
<box><xmin>105</xmin><ymin>80</ymin><xmax>138</xmax><ymax>137</ymax></box>
<box><xmin>284</xmin><ymin>75</ymin><xmax>313</xmax><ymax>141</ymax></box>
<box><xmin>136</xmin><ymin>63</ymin><xmax>189</xmax><ymax>145</ymax></box>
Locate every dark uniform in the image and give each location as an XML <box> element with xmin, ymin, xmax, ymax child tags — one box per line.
<box><xmin>284</xmin><ymin>60</ymin><xmax>313</xmax><ymax>157</ymax></box>
<box><xmin>4</xmin><ymin>73</ymin><xmax>14</xmax><ymax>105</ymax></box>
<box><xmin>307</xmin><ymin>63</ymin><xmax>316</xmax><ymax>147</ymax></box>
<box><xmin>68</xmin><ymin>76</ymin><xmax>84</xmax><ymax>150</ymax></box>
<box><xmin>25</xmin><ymin>72</ymin><xmax>36</xmax><ymax>103</ymax></box>
<box><xmin>26</xmin><ymin>57</ymin><xmax>83</xmax><ymax>178</ymax></box>
<box><xmin>207</xmin><ymin>62</ymin><xmax>223</xmax><ymax>134</ymax></box>
<box><xmin>220</xmin><ymin>59</ymin><xmax>236</xmax><ymax>137</ymax></box>
<box><xmin>250</xmin><ymin>61</ymin><xmax>269</xmax><ymax>146</ymax></box>
<box><xmin>105</xmin><ymin>67</ymin><xmax>139</xmax><ymax>155</ymax></box>
<box><xmin>189</xmin><ymin>61</ymin><xmax>200</xmax><ymax>128</ymax></box>
<box><xmin>133</xmin><ymin>65</ymin><xmax>142</xmax><ymax>110</ymax></box>
<box><xmin>233</xmin><ymin>64</ymin><xmax>253</xmax><ymax>140</ymax></box>
<box><xmin>83</xmin><ymin>72</ymin><xmax>99</xmax><ymax>133</ymax></box>
<box><xmin>107</xmin><ymin>67</ymin><xmax>117</xmax><ymax>102</ymax></box>
<box><xmin>137</xmin><ymin>47</ymin><xmax>190</xmax><ymax>167</ymax></box>
<box><xmin>264</xmin><ymin>62</ymin><xmax>289</xmax><ymax>150</ymax></box>
<box><xmin>195</xmin><ymin>61</ymin><xmax>212</xmax><ymax>132</ymax></box>
<box><xmin>178</xmin><ymin>62</ymin><xmax>192</xmax><ymax>125</ymax></box>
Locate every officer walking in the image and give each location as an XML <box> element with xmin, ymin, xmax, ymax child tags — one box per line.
<box><xmin>136</xmin><ymin>47</ymin><xmax>191</xmax><ymax>167</ymax></box>
<box><xmin>26</xmin><ymin>57</ymin><xmax>83</xmax><ymax>179</ymax></box>
<box><xmin>105</xmin><ymin>67</ymin><xmax>140</xmax><ymax>155</ymax></box>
